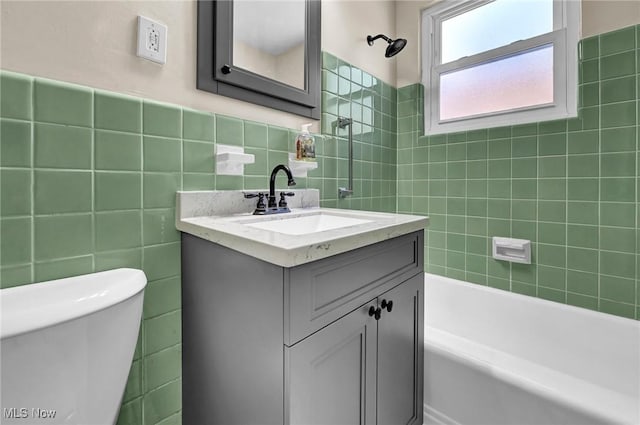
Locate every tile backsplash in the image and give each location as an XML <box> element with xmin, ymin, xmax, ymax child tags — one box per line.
<box><xmin>398</xmin><ymin>24</ymin><xmax>639</xmax><ymax>320</ymax></box>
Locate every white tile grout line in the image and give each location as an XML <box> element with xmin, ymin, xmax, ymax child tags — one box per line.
<box><xmin>597</xmin><ymin>37</ymin><xmax>602</xmax><ymax>313</ymax></box>
<box><xmin>91</xmin><ymin>89</ymin><xmax>96</xmax><ymax>273</ymax></box>
<box><xmin>535</xmin><ymin>125</ymin><xmax>539</xmax><ymax>298</ymax></box>
<box><xmin>30</xmin><ymin>75</ymin><xmax>35</xmax><ymax>285</ymax></box>
<box><xmin>564</xmin><ymin>127</ymin><xmax>569</xmax><ymax>304</ymax></box>
<box><xmin>636</xmin><ymin>38</ymin><xmax>639</xmax><ymax>319</ymax></box>
<box><xmin>633</xmin><ymin>26</ymin><xmax>640</xmax><ymax>320</ymax></box>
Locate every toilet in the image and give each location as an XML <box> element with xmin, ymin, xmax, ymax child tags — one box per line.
<box><xmin>0</xmin><ymin>268</ymin><xmax>147</xmax><ymax>424</ymax></box>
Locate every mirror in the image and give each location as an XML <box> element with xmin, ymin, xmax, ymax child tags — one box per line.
<box><xmin>233</xmin><ymin>0</ymin><xmax>305</xmax><ymax>90</ymax></box>
<box><xmin>197</xmin><ymin>0</ymin><xmax>321</xmax><ymax>119</ymax></box>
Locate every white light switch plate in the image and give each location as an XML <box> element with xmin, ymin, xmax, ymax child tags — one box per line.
<box><xmin>136</xmin><ymin>15</ymin><xmax>167</xmax><ymax>64</ymax></box>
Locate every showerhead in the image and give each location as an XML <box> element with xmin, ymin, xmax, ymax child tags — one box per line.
<box><xmin>385</xmin><ymin>38</ymin><xmax>407</xmax><ymax>58</ymax></box>
<box><xmin>367</xmin><ymin>34</ymin><xmax>407</xmax><ymax>58</ymax></box>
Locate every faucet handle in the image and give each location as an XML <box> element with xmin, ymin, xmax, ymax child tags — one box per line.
<box><xmin>256</xmin><ymin>194</ymin><xmax>267</xmax><ymax>212</ymax></box>
<box><xmin>278</xmin><ymin>192</ymin><xmax>295</xmax><ymax>208</ymax></box>
<box><xmin>245</xmin><ymin>192</ymin><xmax>267</xmax><ymax>214</ymax></box>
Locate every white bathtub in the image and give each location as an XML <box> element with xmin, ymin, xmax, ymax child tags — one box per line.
<box><xmin>423</xmin><ymin>273</ymin><xmax>640</xmax><ymax>425</ymax></box>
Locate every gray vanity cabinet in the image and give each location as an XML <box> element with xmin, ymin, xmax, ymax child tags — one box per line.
<box><xmin>376</xmin><ymin>274</ymin><xmax>424</xmax><ymax>425</ymax></box>
<box><xmin>182</xmin><ymin>230</ymin><xmax>424</xmax><ymax>425</ymax></box>
<box><xmin>286</xmin><ymin>274</ymin><xmax>424</xmax><ymax>425</ymax></box>
<box><xmin>286</xmin><ymin>303</ymin><xmax>378</xmax><ymax>424</ymax></box>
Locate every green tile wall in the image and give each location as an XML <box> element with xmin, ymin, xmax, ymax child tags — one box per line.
<box><xmin>0</xmin><ymin>55</ymin><xmax>397</xmax><ymax>424</ymax></box>
<box><xmin>399</xmin><ymin>24</ymin><xmax>640</xmax><ymax>320</ymax></box>
<box><xmin>0</xmin><ymin>73</ymin><xmax>186</xmax><ymax>425</ymax></box>
<box><xmin>320</xmin><ymin>52</ymin><xmax>397</xmax><ymax>211</ymax></box>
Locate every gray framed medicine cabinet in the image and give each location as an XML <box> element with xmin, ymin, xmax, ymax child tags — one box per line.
<box><xmin>197</xmin><ymin>0</ymin><xmax>321</xmax><ymax>119</ymax></box>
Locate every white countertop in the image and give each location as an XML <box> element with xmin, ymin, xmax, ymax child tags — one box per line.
<box><xmin>176</xmin><ymin>190</ymin><xmax>428</xmax><ymax>267</ymax></box>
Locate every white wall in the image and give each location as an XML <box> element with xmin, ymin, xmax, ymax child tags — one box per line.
<box><xmin>581</xmin><ymin>0</ymin><xmax>640</xmax><ymax>38</ymax></box>
<box><xmin>321</xmin><ymin>0</ymin><xmax>397</xmax><ymax>85</ymax></box>
<box><xmin>0</xmin><ymin>0</ymin><xmax>395</xmax><ymax>132</ymax></box>
<box><xmin>1</xmin><ymin>0</ymin><xmax>636</xmax><ymax>124</ymax></box>
<box><xmin>395</xmin><ymin>0</ymin><xmax>640</xmax><ymax>88</ymax></box>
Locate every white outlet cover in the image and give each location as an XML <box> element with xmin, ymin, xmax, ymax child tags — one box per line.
<box><xmin>137</xmin><ymin>15</ymin><xmax>167</xmax><ymax>64</ymax></box>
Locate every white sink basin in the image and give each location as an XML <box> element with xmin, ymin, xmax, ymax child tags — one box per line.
<box><xmin>243</xmin><ymin>212</ymin><xmax>372</xmax><ymax>235</ymax></box>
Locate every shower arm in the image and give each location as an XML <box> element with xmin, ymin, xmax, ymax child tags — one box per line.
<box><xmin>367</xmin><ymin>34</ymin><xmax>392</xmax><ymax>45</ymax></box>
<box><xmin>337</xmin><ymin>117</ymin><xmax>353</xmax><ymax>198</ymax></box>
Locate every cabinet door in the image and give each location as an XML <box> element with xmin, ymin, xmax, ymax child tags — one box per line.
<box><xmin>286</xmin><ymin>303</ymin><xmax>378</xmax><ymax>425</ymax></box>
<box><xmin>376</xmin><ymin>275</ymin><xmax>424</xmax><ymax>425</ymax></box>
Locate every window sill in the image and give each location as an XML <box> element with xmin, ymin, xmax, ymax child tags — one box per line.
<box><xmin>424</xmin><ymin>107</ymin><xmax>578</xmax><ymax>137</ymax></box>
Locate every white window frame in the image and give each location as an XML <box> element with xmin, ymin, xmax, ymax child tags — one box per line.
<box><xmin>421</xmin><ymin>0</ymin><xmax>581</xmax><ymax>135</ymax></box>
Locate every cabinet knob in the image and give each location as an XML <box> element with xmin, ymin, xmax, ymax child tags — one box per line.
<box><xmin>368</xmin><ymin>306</ymin><xmax>381</xmax><ymax>321</ymax></box>
<box><xmin>381</xmin><ymin>299</ymin><xmax>393</xmax><ymax>312</ymax></box>
<box><xmin>221</xmin><ymin>64</ymin><xmax>231</xmax><ymax>74</ymax></box>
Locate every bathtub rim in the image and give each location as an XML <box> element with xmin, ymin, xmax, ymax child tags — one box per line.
<box><xmin>425</xmin><ymin>325</ymin><xmax>636</xmax><ymax>425</ymax></box>
<box><xmin>424</xmin><ymin>272</ymin><xmax>640</xmax><ymax>425</ymax></box>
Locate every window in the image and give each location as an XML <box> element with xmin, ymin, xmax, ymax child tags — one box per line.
<box><xmin>421</xmin><ymin>0</ymin><xmax>580</xmax><ymax>134</ymax></box>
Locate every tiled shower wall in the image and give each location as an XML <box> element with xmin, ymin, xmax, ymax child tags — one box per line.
<box><xmin>398</xmin><ymin>24</ymin><xmax>640</xmax><ymax>320</ymax></box>
<box><xmin>321</xmin><ymin>52</ymin><xmax>398</xmax><ymax>211</ymax></box>
<box><xmin>0</xmin><ymin>54</ymin><xmax>396</xmax><ymax>424</ymax></box>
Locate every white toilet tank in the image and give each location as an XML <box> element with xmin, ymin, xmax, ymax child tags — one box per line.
<box><xmin>0</xmin><ymin>268</ymin><xmax>147</xmax><ymax>425</ymax></box>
